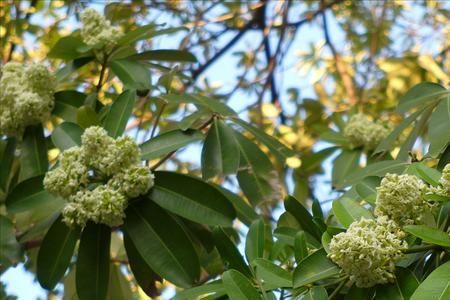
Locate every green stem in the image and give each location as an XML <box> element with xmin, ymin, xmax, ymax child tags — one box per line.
<box><xmin>329</xmin><ymin>276</ymin><xmax>349</xmax><ymax>300</ymax></box>
<box><xmin>404</xmin><ymin>244</ymin><xmax>439</xmax><ymax>254</ymax></box>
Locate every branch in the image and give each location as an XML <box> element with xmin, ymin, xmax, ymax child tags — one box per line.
<box><xmin>321</xmin><ymin>4</ymin><xmax>358</xmax><ymax>105</ymax></box>
<box><xmin>286</xmin><ymin>0</ymin><xmax>343</xmax><ymax>28</ymax></box>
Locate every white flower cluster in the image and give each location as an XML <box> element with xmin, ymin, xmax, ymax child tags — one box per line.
<box><xmin>0</xmin><ymin>62</ymin><xmax>55</xmax><ymax>136</ymax></box>
<box><xmin>80</xmin><ymin>8</ymin><xmax>123</xmax><ymax>49</ymax></box>
<box><xmin>328</xmin><ymin>217</ymin><xmax>407</xmax><ymax>288</ymax></box>
<box><xmin>431</xmin><ymin>164</ymin><xmax>450</xmax><ymax>197</ymax></box>
<box><xmin>344</xmin><ymin>113</ymin><xmax>390</xmax><ymax>150</ymax></box>
<box><xmin>44</xmin><ymin>126</ymin><xmax>154</xmax><ymax>228</ymax></box>
<box><xmin>375</xmin><ymin>173</ymin><xmax>431</xmax><ymax>225</ymax></box>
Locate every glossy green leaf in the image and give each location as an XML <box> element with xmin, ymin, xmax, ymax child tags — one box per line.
<box><xmin>428</xmin><ymin>95</ymin><xmax>450</xmax><ymax>157</ymax></box>
<box><xmin>37</xmin><ymin>216</ymin><xmax>80</xmax><ymax>290</ymax></box>
<box><xmin>215</xmin><ymin>186</ymin><xmax>258</xmax><ymax>226</ymax></box>
<box><xmin>212</xmin><ymin>226</ymin><xmax>252</xmax><ymax>278</ymax></box>
<box><xmin>109</xmin><ymin>60</ymin><xmax>151</xmax><ymax>90</ymax></box>
<box><xmin>222</xmin><ymin>270</ymin><xmax>262</xmax><ymax>300</ymax></box>
<box><xmin>320</xmin><ymin>130</ymin><xmax>349</xmax><ymax>145</ymax></box>
<box><xmin>339</xmin><ymin>160</ymin><xmax>408</xmax><ymax>188</ymax></box>
<box><xmin>76</xmin><ymin>223</ymin><xmax>111</xmax><ymax>300</ymax></box>
<box><xmin>0</xmin><ymin>215</ymin><xmax>22</xmax><ymax>268</ymax></box>
<box><xmin>301</xmin><ymin>147</ymin><xmax>338</xmax><ymax>172</ymax></box>
<box><xmin>124</xmin><ymin>199</ymin><xmax>200</xmax><ymax>287</ymax></box>
<box><xmin>127</xmin><ymin>49</ymin><xmax>197</xmax><ymax>62</ymax></box>
<box><xmin>6</xmin><ymin>175</ymin><xmax>61</xmax><ymax>214</ymax></box>
<box><xmin>284</xmin><ymin>196</ymin><xmax>322</xmax><ymax>241</ymax></box>
<box><xmin>295</xmin><ymin>231</ymin><xmax>309</xmax><ymax>262</ymax></box>
<box><xmin>20</xmin><ymin>125</ymin><xmax>48</xmax><ymax>181</ymax></box>
<box><xmin>56</xmin><ymin>56</ymin><xmax>94</xmax><ymax>83</ymax></box>
<box><xmin>173</xmin><ymin>281</ymin><xmax>225</xmax><ymax>300</ymax></box>
<box><xmin>355</xmin><ymin>176</ymin><xmax>381</xmax><ymax>206</ymax></box>
<box><xmin>202</xmin><ymin>119</ymin><xmax>240</xmax><ymax>179</ymax></box>
<box><xmin>103</xmin><ymin>89</ymin><xmax>136</xmax><ymax>138</ymax></box>
<box><xmin>252</xmin><ymin>258</ymin><xmax>292</xmax><ymax>288</ymax></box>
<box><xmin>53</xmin><ymin>91</ymin><xmax>86</xmax><ymax>123</ymax></box>
<box><xmin>293</xmin><ymin>249</ymin><xmax>340</xmax><ymax>288</ymax></box>
<box><xmin>397</xmin><ymin>82</ymin><xmax>448</xmax><ymax>113</ymax></box>
<box><xmin>140</xmin><ymin>129</ymin><xmax>203</xmax><ymax>161</ymax></box>
<box><xmin>298</xmin><ymin>286</ymin><xmax>328</xmax><ymax>300</ymax></box>
<box><xmin>232</xmin><ymin>118</ymin><xmax>295</xmax><ymax>162</ymax></box>
<box><xmin>410</xmin><ymin>261</ymin><xmax>450</xmax><ymax>300</ymax></box>
<box><xmin>0</xmin><ymin>138</ymin><xmax>16</xmax><ymax>192</ymax></box>
<box><xmin>245</xmin><ymin>219</ymin><xmax>272</xmax><ymax>263</ymax></box>
<box><xmin>332</xmin><ymin>149</ymin><xmax>361</xmax><ymax>188</ymax></box>
<box><xmin>404</xmin><ymin>225</ymin><xmax>450</xmax><ymax>247</ymax></box>
<box><xmin>347</xmin><ymin>286</ymin><xmax>376</xmax><ymax>300</ymax></box>
<box><xmin>332</xmin><ymin>197</ymin><xmax>373</xmax><ymax>228</ymax></box>
<box><xmin>376</xmin><ymin>267</ymin><xmax>418</xmax><ymax>300</ymax></box>
<box><xmin>150</xmin><ymin>171</ymin><xmax>235</xmax><ymax>226</ymax></box>
<box><xmin>51</xmin><ymin>122</ymin><xmax>84</xmax><ymax>151</ymax></box>
<box><xmin>234</xmin><ymin>130</ymin><xmax>278</xmax><ymax>206</ymax></box>
<box><xmin>48</xmin><ymin>35</ymin><xmax>90</xmax><ymax>60</ymax></box>
<box><xmin>413</xmin><ymin>163</ymin><xmax>442</xmax><ymax>186</ymax></box>
<box><xmin>77</xmin><ymin>105</ymin><xmax>100</xmax><ymax>129</ymax></box>
<box><xmin>123</xmin><ymin>233</ymin><xmax>161</xmax><ymax>298</ymax></box>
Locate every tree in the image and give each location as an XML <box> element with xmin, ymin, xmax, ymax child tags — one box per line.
<box><xmin>1</xmin><ymin>1</ymin><xmax>449</xmax><ymax>299</ymax></box>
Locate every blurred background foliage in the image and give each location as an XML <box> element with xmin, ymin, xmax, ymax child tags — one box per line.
<box><xmin>1</xmin><ymin>0</ymin><xmax>449</xmax><ymax>298</ymax></box>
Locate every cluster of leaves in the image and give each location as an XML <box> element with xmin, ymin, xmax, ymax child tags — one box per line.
<box><xmin>1</xmin><ymin>1</ymin><xmax>450</xmax><ymax>300</ymax></box>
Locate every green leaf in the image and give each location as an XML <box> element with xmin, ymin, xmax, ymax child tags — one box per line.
<box><xmin>109</xmin><ymin>60</ymin><xmax>151</xmax><ymax>90</ymax></box>
<box><xmin>339</xmin><ymin>160</ymin><xmax>408</xmax><ymax>188</ymax></box>
<box><xmin>232</xmin><ymin>118</ymin><xmax>295</xmax><ymax>162</ymax></box>
<box><xmin>76</xmin><ymin>223</ymin><xmax>111</xmax><ymax>300</ymax></box>
<box><xmin>295</xmin><ymin>231</ymin><xmax>309</xmax><ymax>262</ymax></box>
<box><xmin>0</xmin><ymin>215</ymin><xmax>22</xmax><ymax>269</ymax></box>
<box><xmin>376</xmin><ymin>267</ymin><xmax>419</xmax><ymax>300</ymax></box>
<box><xmin>428</xmin><ymin>95</ymin><xmax>450</xmax><ymax>157</ymax></box>
<box><xmin>215</xmin><ymin>186</ymin><xmax>258</xmax><ymax>226</ymax></box>
<box><xmin>103</xmin><ymin>90</ymin><xmax>136</xmax><ymax>138</ymax></box>
<box><xmin>51</xmin><ymin>122</ymin><xmax>84</xmax><ymax>151</ymax></box>
<box><xmin>245</xmin><ymin>219</ymin><xmax>272</xmax><ymax>263</ymax></box>
<box><xmin>332</xmin><ymin>149</ymin><xmax>361</xmax><ymax>188</ymax></box>
<box><xmin>332</xmin><ymin>197</ymin><xmax>373</xmax><ymax>228</ymax></box>
<box><xmin>149</xmin><ymin>171</ymin><xmax>236</xmax><ymax>226</ymax></box>
<box><xmin>37</xmin><ymin>216</ymin><xmax>80</xmax><ymax>290</ymax></box>
<box><xmin>48</xmin><ymin>35</ymin><xmax>90</xmax><ymax>60</ymax></box>
<box><xmin>127</xmin><ymin>49</ymin><xmax>197</xmax><ymax>62</ymax></box>
<box><xmin>355</xmin><ymin>176</ymin><xmax>381</xmax><ymax>206</ymax></box>
<box><xmin>202</xmin><ymin>119</ymin><xmax>240</xmax><ymax>179</ymax></box>
<box><xmin>77</xmin><ymin>106</ymin><xmax>100</xmax><ymax>129</ymax></box>
<box><xmin>252</xmin><ymin>258</ymin><xmax>292</xmax><ymax>289</ymax></box>
<box><xmin>6</xmin><ymin>175</ymin><xmax>62</xmax><ymax>214</ymax></box>
<box><xmin>233</xmin><ymin>130</ymin><xmax>278</xmax><ymax>206</ymax></box>
<box><xmin>159</xmin><ymin>94</ymin><xmax>236</xmax><ymax>116</ymax></box>
<box><xmin>397</xmin><ymin>82</ymin><xmax>448</xmax><ymax>113</ymax></box>
<box><xmin>301</xmin><ymin>147</ymin><xmax>338</xmax><ymax>172</ymax></box>
<box><xmin>56</xmin><ymin>56</ymin><xmax>94</xmax><ymax>83</ymax></box>
<box><xmin>53</xmin><ymin>91</ymin><xmax>87</xmax><ymax>123</ymax></box>
<box><xmin>293</xmin><ymin>249</ymin><xmax>340</xmax><ymax>288</ymax></box>
<box><xmin>404</xmin><ymin>225</ymin><xmax>450</xmax><ymax>247</ymax></box>
<box><xmin>0</xmin><ymin>138</ymin><xmax>16</xmax><ymax>192</ymax></box>
<box><xmin>123</xmin><ymin>233</ymin><xmax>161</xmax><ymax>298</ymax></box>
<box><xmin>413</xmin><ymin>163</ymin><xmax>442</xmax><ymax>187</ymax></box>
<box><xmin>212</xmin><ymin>226</ymin><xmax>252</xmax><ymax>278</ymax></box>
<box><xmin>140</xmin><ymin>129</ymin><xmax>203</xmax><ymax>161</ymax></box>
<box><xmin>347</xmin><ymin>286</ymin><xmax>375</xmax><ymax>300</ymax></box>
<box><xmin>20</xmin><ymin>125</ymin><xmax>48</xmax><ymax>181</ymax></box>
<box><xmin>298</xmin><ymin>287</ymin><xmax>328</xmax><ymax>300</ymax></box>
<box><xmin>320</xmin><ymin>130</ymin><xmax>349</xmax><ymax>145</ymax></box>
<box><xmin>173</xmin><ymin>281</ymin><xmax>225</xmax><ymax>300</ymax></box>
<box><xmin>284</xmin><ymin>196</ymin><xmax>322</xmax><ymax>241</ymax></box>
<box><xmin>410</xmin><ymin>261</ymin><xmax>450</xmax><ymax>300</ymax></box>
<box><xmin>124</xmin><ymin>199</ymin><xmax>200</xmax><ymax>288</ymax></box>
<box><xmin>374</xmin><ymin>109</ymin><xmax>424</xmax><ymax>154</ymax></box>
<box><xmin>222</xmin><ymin>270</ymin><xmax>263</xmax><ymax>300</ymax></box>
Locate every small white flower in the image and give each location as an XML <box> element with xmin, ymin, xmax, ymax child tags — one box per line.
<box><xmin>80</xmin><ymin>8</ymin><xmax>123</xmax><ymax>49</ymax></box>
<box><xmin>328</xmin><ymin>217</ymin><xmax>407</xmax><ymax>288</ymax></box>
<box><xmin>344</xmin><ymin>113</ymin><xmax>390</xmax><ymax>150</ymax></box>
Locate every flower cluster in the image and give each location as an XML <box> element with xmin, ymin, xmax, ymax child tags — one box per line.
<box><xmin>328</xmin><ymin>217</ymin><xmax>407</xmax><ymax>288</ymax></box>
<box><xmin>44</xmin><ymin>126</ymin><xmax>154</xmax><ymax>228</ymax></box>
<box><xmin>80</xmin><ymin>8</ymin><xmax>123</xmax><ymax>49</ymax></box>
<box><xmin>430</xmin><ymin>163</ymin><xmax>450</xmax><ymax>197</ymax></box>
<box><xmin>344</xmin><ymin>113</ymin><xmax>390</xmax><ymax>150</ymax></box>
<box><xmin>0</xmin><ymin>62</ymin><xmax>55</xmax><ymax>136</ymax></box>
<box><xmin>375</xmin><ymin>173</ymin><xmax>431</xmax><ymax>225</ymax></box>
